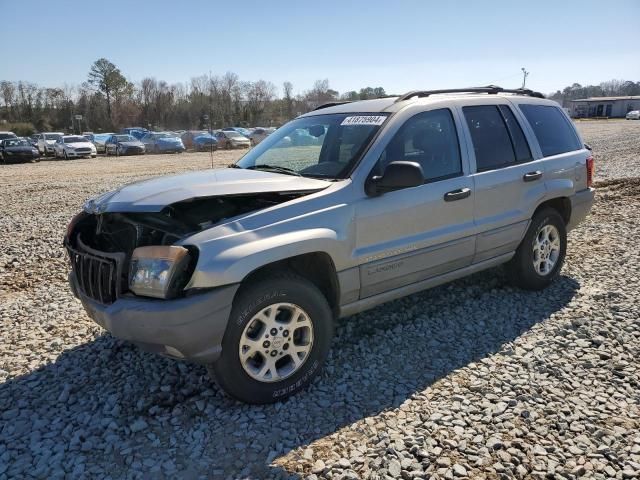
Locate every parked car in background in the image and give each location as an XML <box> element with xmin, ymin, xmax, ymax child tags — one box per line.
<box><xmin>92</xmin><ymin>133</ymin><xmax>114</xmax><ymax>153</ymax></box>
<box><xmin>105</xmin><ymin>134</ymin><xmax>146</xmax><ymax>156</ymax></box>
<box><xmin>193</xmin><ymin>133</ymin><xmax>219</xmax><ymax>151</ymax></box>
<box><xmin>0</xmin><ymin>137</ymin><xmax>40</xmax><ymax>163</ymax></box>
<box><xmin>53</xmin><ymin>135</ymin><xmax>97</xmax><ymax>159</ymax></box>
<box><xmin>140</xmin><ymin>132</ymin><xmax>186</xmax><ymax>153</ymax></box>
<box><xmin>82</xmin><ymin>132</ymin><xmax>95</xmax><ymax>142</ymax></box>
<box><xmin>121</xmin><ymin>127</ymin><xmax>150</xmax><ymax>140</ymax></box>
<box><xmin>248</xmin><ymin>127</ymin><xmax>273</xmax><ymax>146</ymax></box>
<box><xmin>626</xmin><ymin>110</ymin><xmax>640</xmax><ymax>120</ymax></box>
<box><xmin>222</xmin><ymin>127</ymin><xmax>252</xmax><ymax>138</ymax></box>
<box><xmin>0</xmin><ymin>131</ymin><xmax>18</xmax><ymax>142</ymax></box>
<box><xmin>180</xmin><ymin>130</ymin><xmax>207</xmax><ymax>150</ymax></box>
<box><xmin>37</xmin><ymin>132</ymin><xmax>64</xmax><ymax>156</ymax></box>
<box><xmin>215</xmin><ymin>130</ymin><xmax>251</xmax><ymax>149</ymax></box>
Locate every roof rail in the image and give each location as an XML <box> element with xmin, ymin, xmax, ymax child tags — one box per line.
<box><xmin>395</xmin><ymin>85</ymin><xmax>545</xmax><ymax>102</ymax></box>
<box><xmin>312</xmin><ymin>101</ymin><xmax>352</xmax><ymax>111</ymax></box>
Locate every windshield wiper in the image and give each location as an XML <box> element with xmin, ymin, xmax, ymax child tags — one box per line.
<box><xmin>245</xmin><ymin>164</ymin><xmax>302</xmax><ymax>176</ymax></box>
<box><xmin>227</xmin><ymin>163</ymin><xmax>242</xmax><ymax>168</ymax></box>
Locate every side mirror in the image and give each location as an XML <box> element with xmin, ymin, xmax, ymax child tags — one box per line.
<box><xmin>366</xmin><ymin>161</ymin><xmax>424</xmax><ymax>196</ymax></box>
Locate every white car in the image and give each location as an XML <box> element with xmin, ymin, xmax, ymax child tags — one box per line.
<box><xmin>625</xmin><ymin>110</ymin><xmax>640</xmax><ymax>120</ymax></box>
<box><xmin>36</xmin><ymin>132</ymin><xmax>64</xmax><ymax>156</ymax></box>
<box><xmin>53</xmin><ymin>135</ymin><xmax>97</xmax><ymax>159</ymax></box>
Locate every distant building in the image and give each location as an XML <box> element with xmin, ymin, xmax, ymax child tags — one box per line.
<box><xmin>568</xmin><ymin>96</ymin><xmax>640</xmax><ymax>118</ymax></box>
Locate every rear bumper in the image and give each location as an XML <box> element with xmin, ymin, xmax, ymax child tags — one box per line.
<box><xmin>567</xmin><ymin>187</ymin><xmax>595</xmax><ymax>231</ymax></box>
<box><xmin>70</xmin><ymin>271</ymin><xmax>239</xmax><ymax>364</ymax></box>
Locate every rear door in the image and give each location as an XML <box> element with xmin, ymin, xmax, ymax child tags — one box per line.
<box><xmin>459</xmin><ymin>100</ymin><xmax>546</xmax><ymax>263</ymax></box>
<box><xmin>515</xmin><ymin>102</ymin><xmax>588</xmax><ymax>193</ymax></box>
<box><xmin>354</xmin><ymin>107</ymin><xmax>476</xmax><ymax>298</ymax></box>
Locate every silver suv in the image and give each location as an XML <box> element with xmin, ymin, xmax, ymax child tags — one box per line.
<box><xmin>65</xmin><ymin>86</ymin><xmax>595</xmax><ymax>404</ymax></box>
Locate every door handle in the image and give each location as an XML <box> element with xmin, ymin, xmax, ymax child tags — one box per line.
<box><xmin>444</xmin><ymin>188</ymin><xmax>471</xmax><ymax>202</ymax></box>
<box><xmin>523</xmin><ymin>171</ymin><xmax>543</xmax><ymax>182</ymax></box>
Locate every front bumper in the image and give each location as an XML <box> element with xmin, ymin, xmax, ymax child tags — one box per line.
<box><xmin>567</xmin><ymin>187</ymin><xmax>595</xmax><ymax>231</ymax></box>
<box><xmin>70</xmin><ymin>271</ymin><xmax>239</xmax><ymax>364</ymax></box>
<box><xmin>65</xmin><ymin>151</ymin><xmax>96</xmax><ymax>158</ymax></box>
<box><xmin>158</xmin><ymin>144</ymin><xmax>185</xmax><ymax>153</ymax></box>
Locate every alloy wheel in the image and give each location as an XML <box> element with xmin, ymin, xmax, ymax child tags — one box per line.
<box><xmin>532</xmin><ymin>224</ymin><xmax>561</xmax><ymax>275</ymax></box>
<box><xmin>238</xmin><ymin>302</ymin><xmax>314</xmax><ymax>383</ymax></box>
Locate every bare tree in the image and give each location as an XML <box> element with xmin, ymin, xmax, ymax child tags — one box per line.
<box><xmin>283</xmin><ymin>81</ymin><xmax>294</xmax><ymax>118</ymax></box>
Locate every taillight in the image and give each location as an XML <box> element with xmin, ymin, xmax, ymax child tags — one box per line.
<box><xmin>586</xmin><ymin>156</ymin><xmax>594</xmax><ymax>188</ymax></box>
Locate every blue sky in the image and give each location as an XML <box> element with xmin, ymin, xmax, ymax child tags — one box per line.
<box><xmin>2</xmin><ymin>0</ymin><xmax>638</xmax><ymax>96</ymax></box>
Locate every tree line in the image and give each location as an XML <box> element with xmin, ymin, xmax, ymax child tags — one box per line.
<box><xmin>1</xmin><ymin>58</ymin><xmax>638</xmax><ymax>135</ymax></box>
<box><xmin>0</xmin><ymin>58</ymin><xmax>387</xmax><ymax>135</ymax></box>
<box><xmin>548</xmin><ymin>79</ymin><xmax>640</xmax><ymax>106</ymax></box>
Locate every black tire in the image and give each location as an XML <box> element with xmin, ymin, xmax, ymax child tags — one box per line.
<box><xmin>64</xmin><ymin>151</ymin><xmax>69</xmax><ymax>160</ymax></box>
<box><xmin>209</xmin><ymin>272</ymin><xmax>333</xmax><ymax>404</ymax></box>
<box><xmin>154</xmin><ymin>145</ymin><xmax>160</xmax><ymax>154</ymax></box>
<box><xmin>506</xmin><ymin>208</ymin><xmax>567</xmax><ymax>291</ymax></box>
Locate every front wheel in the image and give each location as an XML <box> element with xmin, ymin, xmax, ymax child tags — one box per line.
<box><xmin>209</xmin><ymin>273</ymin><xmax>333</xmax><ymax>404</ymax></box>
<box><xmin>506</xmin><ymin>208</ymin><xmax>567</xmax><ymax>290</ymax></box>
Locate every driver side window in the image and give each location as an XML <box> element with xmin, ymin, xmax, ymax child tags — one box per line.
<box><xmin>379</xmin><ymin>108</ymin><xmax>462</xmax><ymax>182</ymax></box>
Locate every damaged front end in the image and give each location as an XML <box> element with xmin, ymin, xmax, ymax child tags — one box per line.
<box><xmin>65</xmin><ymin>191</ymin><xmax>311</xmax><ymax>305</ymax></box>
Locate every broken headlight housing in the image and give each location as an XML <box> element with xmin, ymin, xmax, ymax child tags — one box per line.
<box><xmin>129</xmin><ymin>246</ymin><xmax>191</xmax><ymax>299</ymax></box>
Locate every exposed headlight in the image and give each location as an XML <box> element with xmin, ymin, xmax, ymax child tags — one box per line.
<box><xmin>32</xmin><ymin>149</ymin><xmax>39</xmax><ymax>154</ymax></box>
<box><xmin>129</xmin><ymin>246</ymin><xmax>191</xmax><ymax>299</ymax></box>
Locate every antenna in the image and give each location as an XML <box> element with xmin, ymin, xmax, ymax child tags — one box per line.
<box><xmin>521</xmin><ymin>67</ymin><xmax>529</xmax><ymax>89</ymax></box>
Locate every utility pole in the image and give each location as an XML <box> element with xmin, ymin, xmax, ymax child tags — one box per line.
<box><xmin>521</xmin><ymin>68</ymin><xmax>529</xmax><ymax>89</ymax></box>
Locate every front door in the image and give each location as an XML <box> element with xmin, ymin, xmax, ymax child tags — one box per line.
<box><xmin>354</xmin><ymin>108</ymin><xmax>475</xmax><ymax>299</ymax></box>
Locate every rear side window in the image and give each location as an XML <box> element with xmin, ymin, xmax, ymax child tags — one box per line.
<box><xmin>463</xmin><ymin>105</ymin><xmax>516</xmax><ymax>171</ymax></box>
<box><xmin>519</xmin><ymin>104</ymin><xmax>581</xmax><ymax>157</ymax></box>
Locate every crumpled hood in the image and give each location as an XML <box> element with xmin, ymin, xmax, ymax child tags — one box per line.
<box><xmin>157</xmin><ymin>137</ymin><xmax>182</xmax><ymax>144</ymax></box>
<box><xmin>84</xmin><ymin>168</ymin><xmax>330</xmax><ymax>213</ymax></box>
<box><xmin>119</xmin><ymin>141</ymin><xmax>144</xmax><ymax>148</ymax></box>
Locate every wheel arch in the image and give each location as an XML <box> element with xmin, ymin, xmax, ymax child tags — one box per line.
<box><xmin>238</xmin><ymin>252</ymin><xmax>340</xmax><ymax>319</ymax></box>
<box><xmin>533</xmin><ymin>196</ymin><xmax>572</xmax><ymax>225</ymax></box>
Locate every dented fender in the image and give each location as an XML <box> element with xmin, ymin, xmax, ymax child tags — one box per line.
<box><xmin>186</xmin><ymin>228</ymin><xmax>345</xmax><ymax>289</ymax></box>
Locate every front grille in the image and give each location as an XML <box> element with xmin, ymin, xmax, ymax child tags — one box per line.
<box><xmin>76</xmin><ymin>148</ymin><xmax>91</xmax><ymax>153</ymax></box>
<box><xmin>67</xmin><ymin>236</ymin><xmax>125</xmax><ymax>305</ymax></box>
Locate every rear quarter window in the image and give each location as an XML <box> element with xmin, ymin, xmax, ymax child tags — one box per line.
<box><xmin>519</xmin><ymin>104</ymin><xmax>582</xmax><ymax>157</ymax></box>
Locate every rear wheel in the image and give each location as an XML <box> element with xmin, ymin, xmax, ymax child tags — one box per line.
<box><xmin>64</xmin><ymin>150</ymin><xmax>69</xmax><ymax>160</ymax></box>
<box><xmin>209</xmin><ymin>273</ymin><xmax>333</xmax><ymax>404</ymax></box>
<box><xmin>506</xmin><ymin>208</ymin><xmax>567</xmax><ymax>290</ymax></box>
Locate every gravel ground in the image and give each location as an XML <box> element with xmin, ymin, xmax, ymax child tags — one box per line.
<box><xmin>0</xmin><ymin>120</ymin><xmax>639</xmax><ymax>479</ymax></box>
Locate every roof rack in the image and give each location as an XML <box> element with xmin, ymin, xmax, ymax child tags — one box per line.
<box><xmin>395</xmin><ymin>85</ymin><xmax>545</xmax><ymax>102</ymax></box>
<box><xmin>312</xmin><ymin>101</ymin><xmax>352</xmax><ymax>111</ymax></box>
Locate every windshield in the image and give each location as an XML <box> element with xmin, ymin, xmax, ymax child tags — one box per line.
<box><xmin>45</xmin><ymin>134</ymin><xmax>62</xmax><ymax>140</ymax></box>
<box><xmin>4</xmin><ymin>139</ymin><xmax>30</xmax><ymax>147</ymax></box>
<box><xmin>114</xmin><ymin>135</ymin><xmax>135</xmax><ymax>142</ymax></box>
<box><xmin>64</xmin><ymin>136</ymin><xmax>86</xmax><ymax>143</ymax></box>
<box><xmin>235</xmin><ymin>113</ymin><xmax>388</xmax><ymax>178</ymax></box>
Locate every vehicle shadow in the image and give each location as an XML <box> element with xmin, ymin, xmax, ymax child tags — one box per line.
<box><xmin>0</xmin><ymin>269</ymin><xmax>580</xmax><ymax>479</ymax></box>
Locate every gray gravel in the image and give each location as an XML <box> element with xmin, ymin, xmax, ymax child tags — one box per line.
<box><xmin>1</xmin><ymin>121</ymin><xmax>639</xmax><ymax>479</ymax></box>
